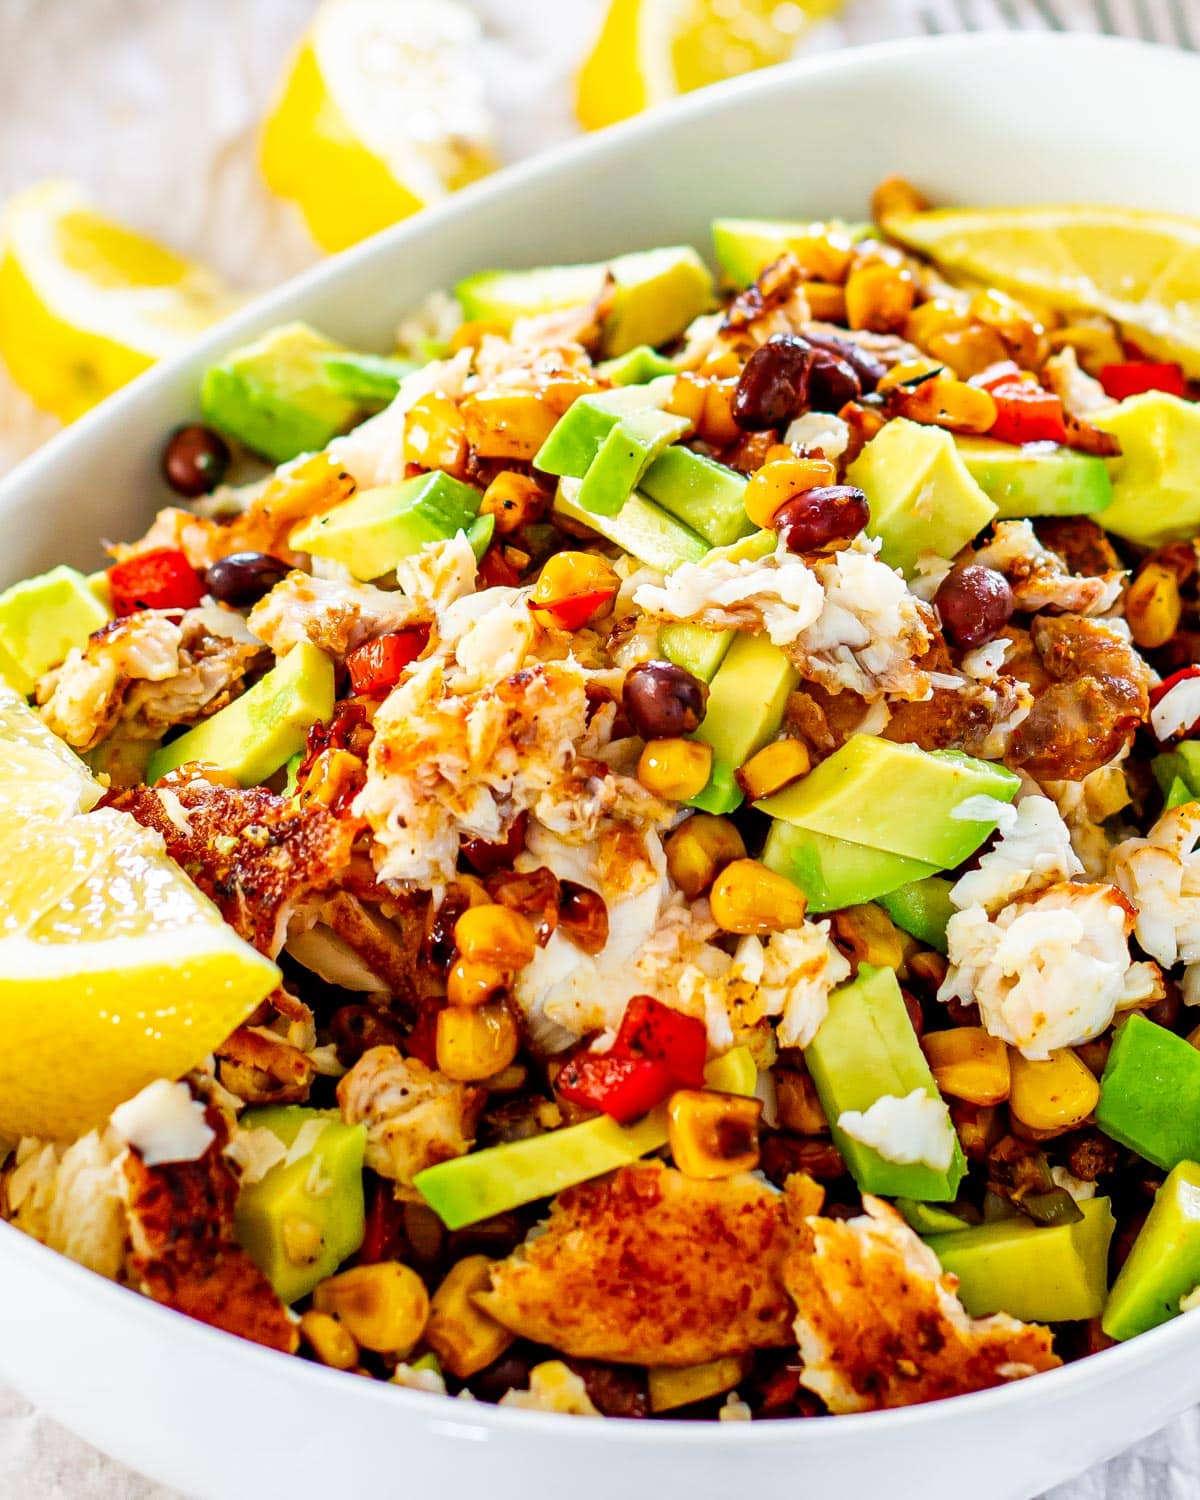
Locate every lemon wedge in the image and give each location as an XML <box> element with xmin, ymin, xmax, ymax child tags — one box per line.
<box><xmin>882</xmin><ymin>203</ymin><xmax>1200</xmax><ymax>378</ymax></box>
<box><xmin>0</xmin><ymin>691</ymin><xmax>278</xmax><ymax>1141</ymax></box>
<box><xmin>260</xmin><ymin>0</ymin><xmax>496</xmax><ymax>253</ymax></box>
<box><xmin>0</xmin><ymin>181</ymin><xmax>241</xmax><ymax>423</ymax></box>
<box><xmin>576</xmin><ymin>0</ymin><xmax>843</xmax><ymax>131</ymax></box>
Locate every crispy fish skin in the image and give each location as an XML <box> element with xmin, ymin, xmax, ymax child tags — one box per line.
<box><xmin>478</xmin><ymin>1162</ymin><xmax>798</xmax><ymax>1366</ymax></box>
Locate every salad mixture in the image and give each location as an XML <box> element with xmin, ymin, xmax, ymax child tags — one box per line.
<box><xmin>5</xmin><ymin>178</ymin><xmax>1200</xmax><ymax>1421</ymax></box>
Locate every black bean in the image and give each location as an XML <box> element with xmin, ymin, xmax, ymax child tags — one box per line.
<box><xmin>162</xmin><ymin>424</ymin><xmax>231</xmax><ymax>497</ymax></box>
<box><xmin>775</xmin><ymin>485</ymin><xmax>869</xmax><ymax>553</ymax></box>
<box><xmin>935</xmin><ymin>565</ymin><xmax>1015</xmax><ymax>649</ymax></box>
<box><xmin>204</xmin><ymin>551</ymin><xmax>290</xmax><ymax>606</ymax></box>
<box><xmin>805</xmin><ymin>348</ymin><xmax>862</xmax><ymax>411</ymax></box>
<box><xmin>732</xmin><ymin>334</ymin><xmax>814</xmax><ymax>431</ymax></box>
<box><xmin>622</xmin><ymin>660</ymin><xmax>709</xmax><ymax>739</ymax></box>
<box><xmin>803</xmin><ymin>332</ymin><xmax>886</xmax><ymax>392</ymax></box>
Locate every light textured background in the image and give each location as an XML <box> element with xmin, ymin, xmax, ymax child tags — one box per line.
<box><xmin>1</xmin><ymin>0</ymin><xmax>1198</xmax><ymax>1494</ymax></box>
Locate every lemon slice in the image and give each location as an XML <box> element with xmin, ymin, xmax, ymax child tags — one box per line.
<box><xmin>0</xmin><ymin>682</ymin><xmax>101</xmax><ymax>817</ymax></box>
<box><xmin>0</xmin><ymin>181</ymin><xmax>241</xmax><ymax>423</ymax></box>
<box><xmin>882</xmin><ymin>204</ymin><xmax>1200</xmax><ymax>378</ymax></box>
<box><xmin>576</xmin><ymin>0</ymin><xmax>843</xmax><ymax>131</ymax></box>
<box><xmin>260</xmin><ymin>0</ymin><xmax>496</xmax><ymax>253</ymax></box>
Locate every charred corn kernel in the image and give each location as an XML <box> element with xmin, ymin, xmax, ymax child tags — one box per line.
<box><xmin>403</xmin><ymin>392</ymin><xmax>468</xmax><ymax>476</ymax></box>
<box><xmin>699</xmin><ymin>378</ymin><xmax>741</xmax><ymax>447</ymax></box>
<box><xmin>895</xmin><ymin>375</ymin><xmax>998</xmax><ymax>434</ymax></box>
<box><xmin>436</xmin><ymin>1001</ymin><xmax>520</xmax><ymax>1082</ymax></box>
<box><xmin>841</xmin><ymin>401</ymin><xmax>887</xmax><ymax>459</ymax></box>
<box><xmin>763</xmin><ymin>442</ymin><xmax>797</xmax><ymax>465</ymax></box>
<box><xmin>845</xmin><ymin>261</ymin><xmax>915</xmax><ymax>333</ymax></box>
<box><xmin>299</xmin><ymin>1310</ymin><xmax>359</xmax><ymax>1371</ymax></box>
<box><xmin>1125</xmin><ymin>562</ymin><xmax>1182</xmax><ymax>649</ymax></box>
<box><xmin>425</xmin><ymin>1255</ymin><xmax>514</xmax><ymax>1378</ymax></box>
<box><xmin>743</xmin><ymin>455</ymin><xmax>839</xmax><ymax>528</ymax></box>
<box><xmin>876</xmin><ymin>357</ymin><xmax>944</xmax><ymax>394</ymax></box>
<box><xmin>803</xmin><ymin>281</ymin><xmax>847</xmax><ymax>323</ymax></box>
<box><xmin>776</xmin><ymin>1069</ymin><xmax>830</xmax><ymax>1135</ymax></box>
<box><xmin>480</xmin><ymin>471</ymin><xmax>545</xmax><ymax>535</ymax></box>
<box><xmin>789</xmin><ymin>229</ymin><xmax>855</xmax><ymax>284</ymax></box>
<box><xmin>531</xmin><ymin>550</ymin><xmax>619</xmax><ymax>608</ymax></box>
<box><xmin>155</xmin><ymin>760</ymin><xmax>242</xmax><ymax>792</ymax></box>
<box><xmin>637</xmin><ymin>738</ymin><xmax>712</xmax><ymax>800</ymax></box>
<box><xmin>666</xmin><ymin>371</ymin><xmax>707</xmax><ymax>429</ymax></box>
<box><xmin>925</xmin><ymin>325</ymin><xmax>1011</xmax><ymax>380</ymax></box>
<box><xmin>664</xmin><ymin>814</ymin><xmax>746</xmax><ymax>898</ymax></box>
<box><xmin>262</xmin><ymin>451</ymin><xmax>356</xmax><ymax>527</ymax></box>
<box><xmin>904</xmin><ymin>298</ymin><xmax>968</xmax><ymax>348</ymax></box>
<box><xmin>1048</xmin><ymin>322</ymin><xmax>1125</xmax><ymax>374</ymax></box>
<box><xmin>909</xmin><ymin>949</ymin><xmax>949</xmax><ymax>990</ymax></box>
<box><xmin>700</xmin><ymin>349</ymin><xmax>742</xmax><ymax>379</ymax></box>
<box><xmin>710</xmin><ymin>858</ymin><xmax>807</xmax><ymax>934</ymax></box>
<box><xmin>460</xmin><ymin>389</ymin><xmax>559</xmax><ymax>461</ymax></box>
<box><xmin>449</xmin><ymin>317</ymin><xmax>508</xmax><ymax>352</ymax></box>
<box><xmin>299</xmin><ymin>749</ymin><xmax>363</xmax><ymax>810</ymax></box>
<box><xmin>831</xmin><ymin>903</ymin><xmax>916</xmax><ymax>975</ymax></box>
<box><xmin>1084</xmin><ymin>765</ymin><xmax>1131</xmax><ymax>822</ymax></box>
<box><xmin>1008</xmin><ymin>1047</ymin><xmax>1100</xmax><ymax>1134</ymax></box>
<box><xmin>454</xmin><ymin>904</ymin><xmax>537</xmax><ymax>969</ymax></box>
<box><xmin>282</xmin><ymin>1215</ymin><xmax>324</xmax><ymax>1267</ymax></box>
<box><xmin>446</xmin><ymin>958</ymin><xmax>509</xmax><ymax>1009</ymax></box>
<box><xmin>539</xmin><ymin>367</ymin><xmax>602</xmax><ymax>416</ymax></box>
<box><xmin>312</xmin><ymin>1262</ymin><xmax>430</xmax><ymax>1356</ymax></box>
<box><xmin>736</xmin><ymin>738</ymin><xmax>810</xmax><ymax>800</ymax></box>
<box><xmin>921</xmin><ymin>1027</ymin><xmax>1011</xmax><ymax>1106</ymax></box>
<box><xmin>871</xmin><ymin>174</ymin><xmax>927</xmax><ymax>222</ymax></box>
<box><xmin>648</xmin><ymin>1355</ymin><xmax>751</xmax><ymax>1414</ymax></box>
<box><xmin>668</xmin><ymin>1089</ymin><xmax>763</xmax><ymax>1179</ymax></box>
<box><xmin>969</xmin><ymin>289</ymin><xmax>1048</xmax><ymax>369</ymax></box>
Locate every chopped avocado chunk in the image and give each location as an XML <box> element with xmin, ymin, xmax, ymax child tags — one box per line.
<box><xmin>575</xmin><ymin>408</ymin><xmax>691</xmax><ymax>518</ymax></box>
<box><xmin>762</xmin><ymin>821</ymin><xmax>937</xmax><ymax>914</ymax></box>
<box><xmin>1091</xmin><ymin>392</ymin><xmax>1200</xmax><ymax>545</ymax></box>
<box><xmin>416</xmin><ymin>1046</ymin><xmax>756</xmax><ymax>1229</ymax></box>
<box><xmin>534</xmin><ymin>383</ymin><xmax>674</xmax><ymax>479</ymax></box>
<box><xmin>0</xmin><ymin>565</ymin><xmax>109</xmax><ymax>694</ymax></box>
<box><xmin>711</xmin><ymin>217</ymin><xmax>868</xmax><ymax>289</ymax></box>
<box><xmin>895</xmin><ymin>1198</ymin><xmax>971</xmax><ymax>1235</ymax></box>
<box><xmin>659</xmin><ymin>623</ymin><xmax>732</xmax><ymax>683</ymax></box>
<box><xmin>847</xmin><ymin>418</ymin><xmax>998</xmax><ymax>577</ymax></box>
<box><xmin>321</xmin><ymin>351</ymin><xmax>416</xmax><ymax>405</ymax></box>
<box><xmin>1096</xmin><ymin>1014</ymin><xmax>1200</xmax><ymax>1170</ymax></box>
<box><xmin>689</xmin><ymin>633</ymin><xmax>799</xmax><ymax>815</ymax></box>
<box><xmin>880</xmin><ymin>876</ymin><xmax>957</xmax><ymax>955</ymax></box>
<box><xmin>756</xmin><ymin>736</ymin><xmax>1019</xmax><ymax>870</ymax></box>
<box><xmin>466</xmin><ymin>513</ymin><xmax>495</xmax><ymax>561</ymax></box>
<box><xmin>1153</xmin><ymin>750</ymin><xmax>1185</xmax><ymax>798</ymax></box>
<box><xmin>234</xmin><ymin>1105</ymin><xmax>366</xmax><ymax>1305</ymax></box>
<box><xmin>1167</xmin><ymin>776</ymin><xmax>1195</xmax><ymax>810</ymax></box>
<box><xmin>1103</xmin><ymin>1161</ymin><xmax>1200</xmax><ymax>1340</ymax></box>
<box><xmin>553</xmin><ymin>477</ymin><xmax>708</xmax><ymax>571</ymax></box>
<box><xmin>955</xmin><ymin>437</ymin><xmax>1113</xmax><ymax>517</ymax></box>
<box><xmin>805</xmin><ymin>964</ymin><xmax>965</xmax><ymax>1201</ymax></box>
<box><xmin>201</xmin><ymin>322</ymin><xmax>359</xmax><ymax>464</ymax></box>
<box><xmin>147</xmin><ymin>641</ymin><xmax>334</xmax><ymax>787</ymax></box>
<box><xmin>290</xmin><ymin>472</ymin><xmax>482</xmax><ymax>580</ymax></box>
<box><xmin>456</xmin><ymin>246</ymin><xmax>714</xmax><ymax>356</ymax></box>
<box><xmin>925</xmin><ymin>1197</ymin><xmax>1114</xmax><ymax>1322</ymax></box>
<box><xmin>598</xmin><ymin>345</ymin><xmax>678</xmax><ymax>385</ymax></box>
<box><xmin>639</xmin><ymin>446</ymin><xmax>754</xmax><ymax>547</ymax></box>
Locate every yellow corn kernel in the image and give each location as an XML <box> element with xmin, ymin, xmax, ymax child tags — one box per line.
<box><xmin>449</xmin><ymin>317</ymin><xmax>509</xmax><ymax>352</ymax></box>
<box><xmin>831</xmin><ymin>903</ymin><xmax>917</xmax><ymax>976</ymax></box>
<box><xmin>1047</xmin><ymin>322</ymin><xmax>1125</xmax><ymax>375</ymax></box>
<box><xmin>664</xmin><ymin>814</ymin><xmax>746</xmax><ymax>899</ymax></box>
<box><xmin>403</xmin><ymin>392</ymin><xmax>468</xmax><ymax>476</ymax></box>
<box><xmin>446</xmin><ymin>958</ymin><xmax>509</xmax><ymax>1010</ymax></box>
<box><xmin>261</xmin><ymin>450</ymin><xmax>356</xmax><ymax>529</ymax></box>
<box><xmin>925</xmin><ymin>325</ymin><xmax>1011</xmax><ymax>380</ymax></box>
<box><xmin>460</xmin><ymin>389</ymin><xmax>559</xmax><ymax>461</ymax></box>
<box><xmin>648</xmin><ymin>1354</ymin><xmax>751</xmax><ymax>1413</ymax></box>
<box><xmin>969</xmin><ymin>288</ymin><xmax>1048</xmax><ymax>369</ymax></box>
<box><xmin>539</xmin><ymin>366</ymin><xmax>602</xmax><ymax>416</ymax></box>
<box><xmin>155</xmin><ymin>760</ymin><xmax>242</xmax><ymax>792</ymax></box>
<box><xmin>871</xmin><ymin>174</ymin><xmax>927</xmax><ymax>222</ymax></box>
<box><xmin>736</xmin><ymin>738</ymin><xmax>810</xmax><ymax>800</ymax></box>
<box><xmin>700</xmin><ymin>378</ymin><xmax>741</xmax><ymax>447</ymax></box>
<box><xmin>1125</xmin><ymin>562</ymin><xmax>1182</xmax><ymax>650</ymax></box>
<box><xmin>776</xmin><ymin>1068</ymin><xmax>829</xmax><ymax>1135</ymax></box>
<box><xmin>426</xmin><ymin>1255</ymin><xmax>515</xmax><ymax>1378</ymax></box>
<box><xmin>312</xmin><ymin>1262</ymin><xmax>430</xmax><ymax>1356</ymax></box>
<box><xmin>845</xmin><ymin>261</ymin><xmax>915</xmax><ymax>333</ymax></box>
<box><xmin>436</xmin><ymin>1001</ymin><xmax>520</xmax><ymax>1082</ymax></box>
<box><xmin>1008</xmin><ymin>1047</ymin><xmax>1100</xmax><ymax>1134</ymax></box>
<box><xmin>803</xmin><ymin>282</ymin><xmax>847</xmax><ymax>323</ymax></box>
<box><xmin>710</xmin><ymin>858</ymin><xmax>807</xmax><ymax>934</ymax></box>
<box><xmin>637</xmin><ymin>738</ymin><xmax>712</xmax><ymax>801</ymax></box>
<box><xmin>480</xmin><ymin>471</ymin><xmax>545</xmax><ymax>535</ymax></box>
<box><xmin>699</xmin><ymin>348</ymin><xmax>742</xmax><ymax>379</ymax></box>
<box><xmin>665</xmin><ymin>371</ymin><xmax>707</xmax><ymax>429</ymax></box>
<box><xmin>455</xmin><ymin>904</ymin><xmax>537</xmax><ymax>969</ymax></box>
<box><xmin>895</xmin><ymin>374</ymin><xmax>998</xmax><ymax>434</ymax></box>
<box><xmin>298</xmin><ymin>749</ymin><xmax>363</xmax><ymax>810</ymax></box>
<box><xmin>299</xmin><ymin>1309</ymin><xmax>359</xmax><ymax>1371</ymax></box>
<box><xmin>876</xmin><ymin>357</ymin><xmax>945</xmax><ymax>394</ymax></box>
<box><xmin>668</xmin><ymin>1089</ymin><xmax>763</xmax><ymax>1179</ymax></box>
<box><xmin>530</xmin><ymin>550</ymin><xmax>620</xmax><ymax>610</ymax></box>
<box><xmin>742</xmin><ymin>455</ymin><xmax>839</xmax><ymax>528</ymax></box>
<box><xmin>921</xmin><ymin>1027</ymin><xmax>1011</xmax><ymax>1106</ymax></box>
<box><xmin>904</xmin><ymin>298</ymin><xmax>968</xmax><ymax>349</ymax></box>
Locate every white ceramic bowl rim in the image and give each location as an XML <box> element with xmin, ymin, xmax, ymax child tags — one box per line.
<box><xmin>3</xmin><ymin>27</ymin><xmax>1199</xmax><ymax>1449</ymax></box>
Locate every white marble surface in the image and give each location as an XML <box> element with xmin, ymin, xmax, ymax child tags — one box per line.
<box><xmin>1</xmin><ymin>0</ymin><xmax>1197</xmax><ymax>1494</ymax></box>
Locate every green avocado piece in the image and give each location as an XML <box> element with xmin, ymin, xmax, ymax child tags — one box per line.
<box><xmin>689</xmin><ymin>632</ymin><xmax>800</xmax><ymax>815</ymax></box>
<box><xmin>762</xmin><ymin>821</ymin><xmax>937</xmax><ymax>913</ymax></box>
<box><xmin>659</xmin><ymin>623</ymin><xmax>732</xmax><ymax>683</ymax></box>
<box><xmin>1096</xmin><ymin>1014</ymin><xmax>1200</xmax><ymax>1171</ymax></box>
<box><xmin>234</xmin><ymin>1105</ymin><xmax>367</xmax><ymax>1305</ymax></box>
<box><xmin>639</xmin><ymin>446</ymin><xmax>754</xmax><ymax>547</ymax></box>
<box><xmin>846</xmin><ymin>418</ymin><xmax>998</xmax><ymax>577</ymax></box>
<box><xmin>895</xmin><ymin>1198</ymin><xmax>971</xmax><ymax>1235</ymax></box>
<box><xmin>756</xmin><ymin>736</ymin><xmax>1019</xmax><ymax>870</ymax></box>
<box><xmin>534</xmin><ymin>383</ymin><xmax>675</xmax><ymax>479</ymax></box>
<box><xmin>290</xmin><ymin>471</ymin><xmax>482</xmax><ymax>580</ymax></box>
<box><xmin>1103</xmin><ymin>1161</ymin><xmax>1200</xmax><ymax>1340</ymax></box>
<box><xmin>0</xmin><ymin>565</ymin><xmax>110</xmax><ymax>694</ymax></box>
<box><xmin>1153</xmin><ymin>750</ymin><xmax>1186</xmax><ymax>799</ymax></box>
<box><xmin>710</xmin><ymin>217</ymin><xmax>869</xmax><ymax>289</ymax></box>
<box><xmin>597</xmin><ymin>345</ymin><xmax>678</xmax><ymax>385</ymax></box>
<box><xmin>321</xmin><ymin>351</ymin><xmax>417</xmax><ymax>405</ymax></box>
<box><xmin>575</xmin><ymin>408</ymin><xmax>691</xmax><ymax>518</ymax></box>
<box><xmin>147</xmin><ymin>641</ymin><xmax>335</xmax><ymax>787</ymax></box>
<box><xmin>201</xmin><ymin>322</ymin><xmax>360</xmax><ymax>464</ymax></box>
<box><xmin>805</xmin><ymin>965</ymin><xmax>965</xmax><ymax>1201</ymax></box>
<box><xmin>925</xmin><ymin>1197</ymin><xmax>1115</xmax><ymax>1322</ymax></box>
<box><xmin>1177</xmin><ymin>741</ymin><xmax>1200</xmax><ymax>790</ymax></box>
<box><xmin>1167</xmin><ymin>776</ymin><xmax>1196</xmax><ymax>811</ymax></box>
<box><xmin>955</xmin><ymin>437</ymin><xmax>1113</xmax><ymax>518</ymax></box>
<box><xmin>880</xmin><ymin>876</ymin><xmax>957</xmax><ymax>955</ymax></box>
<box><xmin>553</xmin><ymin>477</ymin><xmax>708</xmax><ymax>571</ymax></box>
<box><xmin>456</xmin><ymin>246</ymin><xmax>714</xmax><ymax>357</ymax></box>
<box><xmin>1091</xmin><ymin>392</ymin><xmax>1200</xmax><ymax>546</ymax></box>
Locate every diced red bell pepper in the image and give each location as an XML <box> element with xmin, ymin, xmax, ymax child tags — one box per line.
<box><xmin>556</xmin><ymin>1052</ymin><xmax>674</xmax><ymax>1124</ymax></box>
<box><xmin>612</xmin><ymin>994</ymin><xmax>707</xmax><ymax>1089</ymax></box>
<box><xmin>1099</xmin><ymin>361</ymin><xmax>1187</xmax><ymax>401</ymax></box>
<box><xmin>529</xmin><ymin>586</ymin><xmax>617</xmax><ymax>633</ymax></box>
<box><xmin>345</xmin><ymin>628</ymin><xmax>428</xmax><ymax>695</ymax></box>
<box><xmin>359</xmin><ymin>1175</ymin><xmax>406</xmax><ymax>1264</ymax></box>
<box><xmin>108</xmin><ymin>547</ymin><xmax>206</xmax><ymax>616</ymax></box>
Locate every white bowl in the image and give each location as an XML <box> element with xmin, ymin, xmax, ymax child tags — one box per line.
<box><xmin>2</xmin><ymin>31</ymin><xmax>1199</xmax><ymax>1500</ymax></box>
